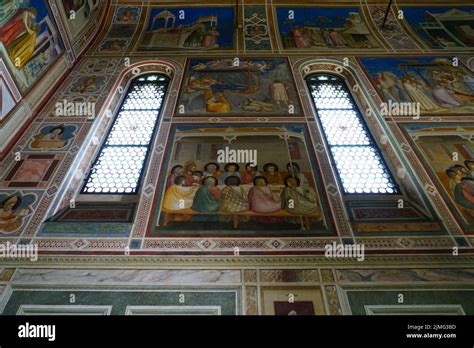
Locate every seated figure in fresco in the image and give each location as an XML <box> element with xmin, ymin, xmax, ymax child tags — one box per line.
<box><xmin>183</xmin><ymin>161</ymin><xmax>199</xmax><ymax>186</ymax></box>
<box><xmin>263</xmin><ymin>163</ymin><xmax>283</xmax><ymax>185</ymax></box>
<box><xmin>192</xmin><ymin>176</ymin><xmax>220</xmax><ymax>214</ymax></box>
<box><xmin>248</xmin><ymin>176</ymin><xmax>281</xmax><ymax>213</ymax></box>
<box><xmin>0</xmin><ymin>195</ymin><xmax>29</xmax><ymax>233</ymax></box>
<box><xmin>166</xmin><ymin>165</ymin><xmax>184</xmax><ymax>189</ymax></box>
<box><xmin>219</xmin><ymin>163</ymin><xmax>241</xmax><ymax>184</ymax></box>
<box><xmin>205</xmin><ymin>91</ymin><xmax>231</xmax><ymax>113</ymax></box>
<box><xmin>241</xmin><ymin>163</ymin><xmax>261</xmax><ymax>185</ymax></box>
<box><xmin>70</xmin><ymin>76</ymin><xmax>98</xmax><ymax>94</ymax></box>
<box><xmin>31</xmin><ymin>126</ymin><xmax>67</xmax><ymax>149</ymax></box>
<box><xmin>162</xmin><ymin>176</ymin><xmax>198</xmax><ymax>211</ymax></box>
<box><xmin>445</xmin><ymin>165</ymin><xmax>474</xmax><ymax>210</ymax></box>
<box><xmin>192</xmin><ymin>171</ymin><xmax>204</xmax><ymax>185</ymax></box>
<box><xmin>465</xmin><ymin>160</ymin><xmax>474</xmax><ymax>179</ymax></box>
<box><xmin>203</xmin><ymin>162</ymin><xmax>222</xmax><ymax>181</ymax></box>
<box><xmin>286</xmin><ymin>162</ymin><xmax>309</xmax><ymax>190</ymax></box>
<box><xmin>219</xmin><ymin>176</ymin><xmax>249</xmax><ymax>214</ymax></box>
<box><xmin>281</xmin><ymin>176</ymin><xmax>320</xmax><ymax>215</ymax></box>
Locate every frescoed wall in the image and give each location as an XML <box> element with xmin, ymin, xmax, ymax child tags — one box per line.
<box><xmin>0</xmin><ymin>0</ymin><xmax>63</xmax><ymax>93</ymax></box>
<box><xmin>137</xmin><ymin>7</ymin><xmax>235</xmax><ymax>51</ymax></box>
<box><xmin>403</xmin><ymin>124</ymin><xmax>474</xmax><ymax>233</ymax></box>
<box><xmin>276</xmin><ymin>7</ymin><xmax>381</xmax><ymax>50</ymax></box>
<box><xmin>402</xmin><ymin>7</ymin><xmax>474</xmax><ymax>48</ymax></box>
<box><xmin>359</xmin><ymin>57</ymin><xmax>474</xmax><ymax>115</ymax></box>
<box><xmin>58</xmin><ymin>0</ymin><xmax>100</xmax><ymax>40</ymax></box>
<box><xmin>367</xmin><ymin>5</ymin><xmax>419</xmax><ymax>50</ymax></box>
<box><xmin>0</xmin><ymin>0</ymin><xmax>473</xmax><ymax>317</ymax></box>
<box><xmin>177</xmin><ymin>58</ymin><xmax>301</xmax><ymax>116</ymax></box>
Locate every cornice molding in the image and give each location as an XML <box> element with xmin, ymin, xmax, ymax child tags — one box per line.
<box><xmin>1</xmin><ymin>254</ymin><xmax>473</xmax><ymax>268</ymax></box>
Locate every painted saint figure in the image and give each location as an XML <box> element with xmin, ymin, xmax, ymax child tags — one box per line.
<box><xmin>248</xmin><ymin>176</ymin><xmax>281</xmax><ymax>213</ymax></box>
<box><xmin>0</xmin><ymin>7</ymin><xmax>39</xmax><ymax>69</ymax></box>
<box><xmin>162</xmin><ymin>176</ymin><xmax>198</xmax><ymax>211</ymax></box>
<box><xmin>219</xmin><ymin>176</ymin><xmax>249</xmax><ymax>213</ymax></box>
<box><xmin>31</xmin><ymin>126</ymin><xmax>67</xmax><ymax>149</ymax></box>
<box><xmin>183</xmin><ymin>161</ymin><xmax>199</xmax><ymax>186</ymax></box>
<box><xmin>202</xmin><ymin>26</ymin><xmax>219</xmax><ymax>47</ymax></box>
<box><xmin>281</xmin><ymin>177</ymin><xmax>320</xmax><ymax>215</ymax></box>
<box><xmin>241</xmin><ymin>163</ymin><xmax>260</xmax><ymax>185</ymax></box>
<box><xmin>166</xmin><ymin>165</ymin><xmax>183</xmax><ymax>189</ymax></box>
<box><xmin>465</xmin><ymin>160</ymin><xmax>474</xmax><ymax>180</ymax></box>
<box><xmin>445</xmin><ymin>165</ymin><xmax>474</xmax><ymax>210</ymax></box>
<box><xmin>269</xmin><ymin>80</ymin><xmax>290</xmax><ymax>108</ymax></box>
<box><xmin>286</xmin><ymin>162</ymin><xmax>309</xmax><ymax>190</ymax></box>
<box><xmin>203</xmin><ymin>162</ymin><xmax>222</xmax><ymax>181</ymax></box>
<box><xmin>219</xmin><ymin>163</ymin><xmax>241</xmax><ymax>184</ymax></box>
<box><xmin>0</xmin><ymin>195</ymin><xmax>29</xmax><ymax>233</ymax></box>
<box><xmin>263</xmin><ymin>163</ymin><xmax>283</xmax><ymax>185</ymax></box>
<box><xmin>192</xmin><ymin>176</ymin><xmax>220</xmax><ymax>213</ymax></box>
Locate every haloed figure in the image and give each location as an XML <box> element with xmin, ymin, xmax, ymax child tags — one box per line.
<box><xmin>248</xmin><ymin>176</ymin><xmax>280</xmax><ymax>213</ymax></box>
<box><xmin>163</xmin><ymin>175</ymin><xmax>198</xmax><ymax>211</ymax></box>
<box><xmin>166</xmin><ymin>165</ymin><xmax>184</xmax><ymax>189</ymax></box>
<box><xmin>192</xmin><ymin>176</ymin><xmax>220</xmax><ymax>213</ymax></box>
<box><xmin>281</xmin><ymin>176</ymin><xmax>320</xmax><ymax>215</ymax></box>
<box><xmin>220</xmin><ymin>163</ymin><xmax>241</xmax><ymax>184</ymax></box>
<box><xmin>445</xmin><ymin>165</ymin><xmax>474</xmax><ymax>210</ymax></box>
<box><xmin>219</xmin><ymin>176</ymin><xmax>248</xmax><ymax>214</ymax></box>
<box><xmin>0</xmin><ymin>195</ymin><xmax>28</xmax><ymax>233</ymax></box>
<box><xmin>241</xmin><ymin>163</ymin><xmax>260</xmax><ymax>185</ymax></box>
<box><xmin>286</xmin><ymin>162</ymin><xmax>309</xmax><ymax>190</ymax></box>
<box><xmin>183</xmin><ymin>161</ymin><xmax>199</xmax><ymax>186</ymax></box>
<box><xmin>263</xmin><ymin>163</ymin><xmax>283</xmax><ymax>185</ymax></box>
<box><xmin>203</xmin><ymin>162</ymin><xmax>222</xmax><ymax>181</ymax></box>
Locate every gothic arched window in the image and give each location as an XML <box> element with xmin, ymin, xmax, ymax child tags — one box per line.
<box><xmin>306</xmin><ymin>73</ymin><xmax>399</xmax><ymax>194</ymax></box>
<box><xmin>82</xmin><ymin>74</ymin><xmax>170</xmax><ymax>194</ymax></box>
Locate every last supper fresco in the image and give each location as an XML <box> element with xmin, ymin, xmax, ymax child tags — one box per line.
<box><xmin>151</xmin><ymin>124</ymin><xmax>333</xmax><ymax>235</ymax></box>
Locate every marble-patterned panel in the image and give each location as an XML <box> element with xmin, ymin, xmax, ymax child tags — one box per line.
<box><xmin>12</xmin><ymin>269</ymin><xmax>241</xmax><ymax>285</ymax></box>
<box><xmin>336</xmin><ymin>269</ymin><xmax>474</xmax><ymax>283</ymax></box>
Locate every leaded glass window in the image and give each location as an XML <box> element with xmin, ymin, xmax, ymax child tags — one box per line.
<box><xmin>82</xmin><ymin>74</ymin><xmax>170</xmax><ymax>194</ymax></box>
<box><xmin>307</xmin><ymin>73</ymin><xmax>399</xmax><ymax>194</ymax></box>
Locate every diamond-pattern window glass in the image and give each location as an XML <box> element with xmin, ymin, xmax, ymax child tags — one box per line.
<box><xmin>307</xmin><ymin>74</ymin><xmax>399</xmax><ymax>194</ymax></box>
<box><xmin>82</xmin><ymin>74</ymin><xmax>170</xmax><ymax>194</ymax></box>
